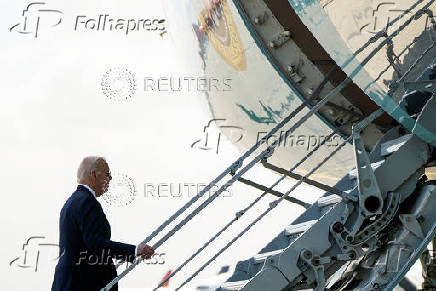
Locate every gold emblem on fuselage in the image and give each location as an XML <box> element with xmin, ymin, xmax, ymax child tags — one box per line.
<box><xmin>198</xmin><ymin>0</ymin><xmax>247</xmax><ymax>71</ymax></box>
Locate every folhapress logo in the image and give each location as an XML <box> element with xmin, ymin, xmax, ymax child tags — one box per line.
<box><xmin>10</xmin><ymin>2</ymin><xmax>63</xmax><ymax>38</ymax></box>
<box><xmin>74</xmin><ymin>15</ymin><xmax>166</xmax><ymax>35</ymax></box>
<box><xmin>10</xmin><ymin>2</ymin><xmax>167</xmax><ymax>38</ymax></box>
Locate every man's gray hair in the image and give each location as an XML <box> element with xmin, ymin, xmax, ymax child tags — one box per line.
<box><xmin>77</xmin><ymin>156</ymin><xmax>106</xmax><ymax>182</ymax></box>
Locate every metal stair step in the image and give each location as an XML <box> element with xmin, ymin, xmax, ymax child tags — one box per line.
<box><xmin>253</xmin><ymin>249</ymin><xmax>285</xmax><ymax>264</ymax></box>
<box><xmin>284</xmin><ymin>219</ymin><xmax>317</xmax><ymax>236</ymax></box>
<box><xmin>317</xmin><ymin>194</ymin><xmax>342</xmax><ymax>207</ymax></box>
<box><xmin>220</xmin><ymin>280</ymin><xmax>250</xmax><ymax>290</ymax></box>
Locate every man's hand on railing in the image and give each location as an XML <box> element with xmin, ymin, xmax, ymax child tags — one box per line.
<box><xmin>136</xmin><ymin>243</ymin><xmax>155</xmax><ymax>260</ymax></box>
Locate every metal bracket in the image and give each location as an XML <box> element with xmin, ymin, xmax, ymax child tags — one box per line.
<box><xmin>323</xmin><ymin>102</ymin><xmax>363</xmax><ymax>127</ymax></box>
<box><xmin>287</xmin><ymin>61</ymin><xmax>305</xmax><ymax>83</ymax></box>
<box><xmin>269</xmin><ymin>30</ymin><xmax>291</xmax><ymax>49</ymax></box>
<box><xmin>253</xmin><ymin>11</ymin><xmax>268</xmax><ymax>25</ymax></box>
<box><xmin>353</xmin><ymin>127</ymin><xmax>384</xmax><ymax>216</ymax></box>
<box><xmin>300</xmin><ymin>249</ymin><xmax>326</xmax><ymax>291</ymax></box>
<box><xmin>399</xmin><ymin>214</ymin><xmax>425</xmax><ymax>239</ymax></box>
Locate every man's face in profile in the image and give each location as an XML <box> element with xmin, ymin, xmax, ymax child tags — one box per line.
<box><xmin>95</xmin><ymin>160</ymin><xmax>112</xmax><ymax>197</ymax></box>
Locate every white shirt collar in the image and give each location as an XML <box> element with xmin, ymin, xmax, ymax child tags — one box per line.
<box><xmin>78</xmin><ymin>184</ymin><xmax>96</xmax><ymax>198</ymax></box>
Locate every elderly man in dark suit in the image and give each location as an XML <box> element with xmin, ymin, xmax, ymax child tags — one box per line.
<box><xmin>51</xmin><ymin>156</ymin><xmax>154</xmax><ymax>291</ymax></box>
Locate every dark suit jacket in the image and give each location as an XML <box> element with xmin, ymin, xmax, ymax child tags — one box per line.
<box><xmin>51</xmin><ymin>185</ymin><xmax>136</xmax><ymax>291</ymax></box>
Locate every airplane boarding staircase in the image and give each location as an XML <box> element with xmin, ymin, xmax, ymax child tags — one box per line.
<box><xmin>101</xmin><ymin>0</ymin><xmax>436</xmax><ymax>290</ymax></box>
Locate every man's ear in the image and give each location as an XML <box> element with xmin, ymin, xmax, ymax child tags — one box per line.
<box><xmin>90</xmin><ymin>169</ymin><xmax>97</xmax><ymax>180</ymax></box>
